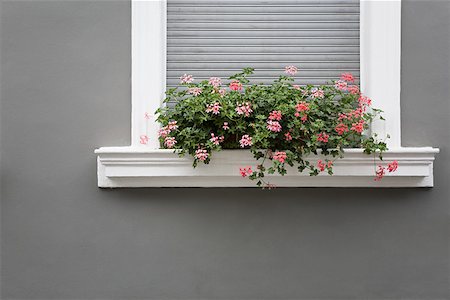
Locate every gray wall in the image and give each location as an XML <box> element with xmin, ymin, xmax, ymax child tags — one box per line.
<box><xmin>1</xmin><ymin>1</ymin><xmax>449</xmax><ymax>299</ymax></box>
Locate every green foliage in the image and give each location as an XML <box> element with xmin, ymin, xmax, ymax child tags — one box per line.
<box><xmin>156</xmin><ymin>68</ymin><xmax>388</xmax><ymax>187</ymax></box>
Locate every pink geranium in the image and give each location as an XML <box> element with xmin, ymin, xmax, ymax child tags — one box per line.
<box><xmin>311</xmin><ymin>88</ymin><xmax>324</xmax><ymax>99</ymax></box>
<box><xmin>374</xmin><ymin>165</ymin><xmax>385</xmax><ymax>181</ymax></box>
<box><xmin>206</xmin><ymin>102</ymin><xmax>222</xmax><ymax>115</ymax></box>
<box><xmin>317</xmin><ymin>160</ymin><xmax>326</xmax><ymax>172</ymax></box>
<box><xmin>239</xmin><ymin>135</ymin><xmax>253</xmax><ymax>148</ymax></box>
<box><xmin>267</xmin><ymin>120</ymin><xmax>282</xmax><ymax>132</ymax></box>
<box><xmin>180</xmin><ymin>74</ymin><xmax>194</xmax><ymax>84</ymax></box>
<box><xmin>295</xmin><ymin>101</ymin><xmax>310</xmax><ymax>112</ymax></box>
<box><xmin>239</xmin><ymin>166</ymin><xmax>253</xmax><ymax>177</ymax></box>
<box><xmin>229</xmin><ymin>80</ymin><xmax>243</xmax><ymax>91</ymax></box>
<box><xmin>168</xmin><ymin>121</ymin><xmax>178</xmax><ymax>130</ymax></box>
<box><xmin>210</xmin><ymin>133</ymin><xmax>224</xmax><ymax>145</ymax></box>
<box><xmin>358</xmin><ymin>95</ymin><xmax>372</xmax><ymax>108</ymax></box>
<box><xmin>347</xmin><ymin>85</ymin><xmax>360</xmax><ymax>95</ymax></box>
<box><xmin>164</xmin><ymin>136</ymin><xmax>177</xmax><ymax>148</ymax></box>
<box><xmin>317</xmin><ymin>132</ymin><xmax>329</xmax><ymax>143</ymax></box>
<box><xmin>218</xmin><ymin>88</ymin><xmax>226</xmax><ymax>97</ymax></box>
<box><xmin>351</xmin><ymin>120</ymin><xmax>365</xmax><ymax>133</ymax></box>
<box><xmin>236</xmin><ymin>102</ymin><xmax>253</xmax><ymax>117</ymax></box>
<box><xmin>222</xmin><ymin>122</ymin><xmax>230</xmax><ymax>130</ymax></box>
<box><xmin>195</xmin><ymin>149</ymin><xmax>209</xmax><ymax>161</ymax></box>
<box><xmin>284</xmin><ymin>132</ymin><xmax>292</xmax><ymax>141</ymax></box>
<box><xmin>340</xmin><ymin>73</ymin><xmax>355</xmax><ymax>82</ymax></box>
<box><xmin>273</xmin><ymin>151</ymin><xmax>287</xmax><ymax>163</ymax></box>
<box><xmin>387</xmin><ymin>161</ymin><xmax>399</xmax><ymax>172</ymax></box>
<box><xmin>140</xmin><ymin>135</ymin><xmax>149</xmax><ymax>145</ymax></box>
<box><xmin>335</xmin><ymin>123</ymin><xmax>349</xmax><ymax>135</ymax></box>
<box><xmin>188</xmin><ymin>87</ymin><xmax>202</xmax><ymax>96</ymax></box>
<box><xmin>269</xmin><ymin>110</ymin><xmax>282</xmax><ymax>121</ymax></box>
<box><xmin>208</xmin><ymin>77</ymin><xmax>222</xmax><ymax>88</ymax></box>
<box><xmin>284</xmin><ymin>65</ymin><xmax>298</xmax><ymax>76</ymax></box>
<box><xmin>292</xmin><ymin>85</ymin><xmax>301</xmax><ymax>90</ymax></box>
<box><xmin>335</xmin><ymin>80</ymin><xmax>348</xmax><ymax>91</ymax></box>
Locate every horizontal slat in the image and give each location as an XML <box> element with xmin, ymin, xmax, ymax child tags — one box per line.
<box><xmin>168</xmin><ymin>22</ymin><xmax>358</xmax><ymax>30</ymax></box>
<box><xmin>168</xmin><ymin>30</ymin><xmax>359</xmax><ymax>37</ymax></box>
<box><xmin>168</xmin><ymin>7</ymin><xmax>359</xmax><ymax>14</ymax></box>
<box><xmin>168</xmin><ymin>61</ymin><xmax>360</xmax><ymax>69</ymax></box>
<box><xmin>168</xmin><ymin>46</ymin><xmax>359</xmax><ymax>54</ymax></box>
<box><xmin>168</xmin><ymin>0</ymin><xmax>359</xmax><ymax>5</ymax></box>
<box><xmin>169</xmin><ymin>37</ymin><xmax>359</xmax><ymax>46</ymax></box>
<box><xmin>168</xmin><ymin>54</ymin><xmax>359</xmax><ymax>61</ymax></box>
<box><xmin>167</xmin><ymin>69</ymin><xmax>359</xmax><ymax>78</ymax></box>
<box><xmin>168</xmin><ymin>13</ymin><xmax>359</xmax><ymax>22</ymax></box>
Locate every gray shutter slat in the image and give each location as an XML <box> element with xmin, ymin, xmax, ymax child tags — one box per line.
<box><xmin>167</xmin><ymin>0</ymin><xmax>359</xmax><ymax>88</ymax></box>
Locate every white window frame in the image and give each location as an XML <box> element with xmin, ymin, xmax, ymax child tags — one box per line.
<box><xmin>95</xmin><ymin>0</ymin><xmax>439</xmax><ymax>188</ymax></box>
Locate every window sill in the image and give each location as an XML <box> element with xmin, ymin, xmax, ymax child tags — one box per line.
<box><xmin>95</xmin><ymin>147</ymin><xmax>439</xmax><ymax>188</ymax></box>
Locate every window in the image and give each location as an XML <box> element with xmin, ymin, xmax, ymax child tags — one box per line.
<box><xmin>95</xmin><ymin>0</ymin><xmax>438</xmax><ymax>188</ymax></box>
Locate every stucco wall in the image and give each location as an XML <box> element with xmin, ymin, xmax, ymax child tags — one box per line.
<box><xmin>1</xmin><ymin>1</ymin><xmax>449</xmax><ymax>299</ymax></box>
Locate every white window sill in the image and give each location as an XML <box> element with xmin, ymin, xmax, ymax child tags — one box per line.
<box><xmin>95</xmin><ymin>147</ymin><xmax>439</xmax><ymax>188</ymax></box>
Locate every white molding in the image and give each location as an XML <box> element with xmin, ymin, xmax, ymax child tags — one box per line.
<box><xmin>131</xmin><ymin>0</ymin><xmax>166</xmax><ymax>147</ymax></box>
<box><xmin>96</xmin><ymin>148</ymin><xmax>439</xmax><ymax>188</ymax></box>
<box><xmin>360</xmin><ymin>0</ymin><xmax>402</xmax><ymax>147</ymax></box>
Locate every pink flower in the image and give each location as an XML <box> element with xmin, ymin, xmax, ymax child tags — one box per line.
<box><xmin>340</xmin><ymin>73</ymin><xmax>355</xmax><ymax>82</ymax></box>
<box><xmin>311</xmin><ymin>88</ymin><xmax>324</xmax><ymax>99</ymax></box>
<box><xmin>223</xmin><ymin>122</ymin><xmax>230</xmax><ymax>130</ymax></box>
<box><xmin>347</xmin><ymin>85</ymin><xmax>360</xmax><ymax>95</ymax></box>
<box><xmin>387</xmin><ymin>161</ymin><xmax>399</xmax><ymax>172</ymax></box>
<box><xmin>164</xmin><ymin>136</ymin><xmax>177</xmax><ymax>148</ymax></box>
<box><xmin>239</xmin><ymin>135</ymin><xmax>253</xmax><ymax>148</ymax></box>
<box><xmin>294</xmin><ymin>112</ymin><xmax>300</xmax><ymax>117</ymax></box>
<box><xmin>208</xmin><ymin>77</ymin><xmax>222</xmax><ymax>88</ymax></box>
<box><xmin>180</xmin><ymin>74</ymin><xmax>194</xmax><ymax>84</ymax></box>
<box><xmin>295</xmin><ymin>101</ymin><xmax>310</xmax><ymax>112</ymax></box>
<box><xmin>335</xmin><ymin>80</ymin><xmax>348</xmax><ymax>91</ymax></box>
<box><xmin>158</xmin><ymin>127</ymin><xmax>171</xmax><ymax>138</ymax></box>
<box><xmin>206</xmin><ymin>102</ymin><xmax>222</xmax><ymax>115</ymax></box>
<box><xmin>284</xmin><ymin>65</ymin><xmax>298</xmax><ymax>76</ymax></box>
<box><xmin>266</xmin><ymin>120</ymin><xmax>282</xmax><ymax>132</ymax></box>
<box><xmin>273</xmin><ymin>151</ymin><xmax>287</xmax><ymax>163</ymax></box>
<box><xmin>236</xmin><ymin>102</ymin><xmax>253</xmax><ymax>117</ymax></box>
<box><xmin>317</xmin><ymin>160</ymin><xmax>326</xmax><ymax>172</ymax></box>
<box><xmin>301</xmin><ymin>115</ymin><xmax>308</xmax><ymax>122</ymax></box>
<box><xmin>229</xmin><ymin>80</ymin><xmax>243</xmax><ymax>91</ymax></box>
<box><xmin>239</xmin><ymin>166</ymin><xmax>253</xmax><ymax>177</ymax></box>
<box><xmin>269</xmin><ymin>110</ymin><xmax>282</xmax><ymax>121</ymax></box>
<box><xmin>195</xmin><ymin>149</ymin><xmax>209</xmax><ymax>161</ymax></box>
<box><xmin>188</xmin><ymin>87</ymin><xmax>202</xmax><ymax>96</ymax></box>
<box><xmin>284</xmin><ymin>132</ymin><xmax>292</xmax><ymax>141</ymax></box>
<box><xmin>168</xmin><ymin>121</ymin><xmax>178</xmax><ymax>131</ymax></box>
<box><xmin>327</xmin><ymin>161</ymin><xmax>333</xmax><ymax>168</ymax></box>
<box><xmin>210</xmin><ymin>133</ymin><xmax>224</xmax><ymax>145</ymax></box>
<box><xmin>374</xmin><ymin>165</ymin><xmax>385</xmax><ymax>181</ymax></box>
<box><xmin>293</xmin><ymin>85</ymin><xmax>301</xmax><ymax>90</ymax></box>
<box><xmin>317</xmin><ymin>132</ymin><xmax>329</xmax><ymax>143</ymax></box>
<box><xmin>140</xmin><ymin>135</ymin><xmax>149</xmax><ymax>145</ymax></box>
<box><xmin>358</xmin><ymin>95</ymin><xmax>372</xmax><ymax>108</ymax></box>
<box><xmin>335</xmin><ymin>123</ymin><xmax>349</xmax><ymax>135</ymax></box>
<box><xmin>218</xmin><ymin>88</ymin><xmax>226</xmax><ymax>97</ymax></box>
<box><xmin>351</xmin><ymin>120</ymin><xmax>365</xmax><ymax>133</ymax></box>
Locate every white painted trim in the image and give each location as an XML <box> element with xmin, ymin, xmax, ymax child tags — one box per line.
<box><xmin>96</xmin><ymin>148</ymin><xmax>439</xmax><ymax>188</ymax></box>
<box><xmin>131</xmin><ymin>0</ymin><xmax>166</xmax><ymax>147</ymax></box>
<box><xmin>360</xmin><ymin>0</ymin><xmax>402</xmax><ymax>147</ymax></box>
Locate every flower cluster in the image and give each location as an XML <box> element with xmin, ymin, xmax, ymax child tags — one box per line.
<box><xmin>236</xmin><ymin>102</ymin><xmax>253</xmax><ymax>117</ymax></box>
<box><xmin>156</xmin><ymin>67</ymin><xmax>395</xmax><ymax>187</ymax></box>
